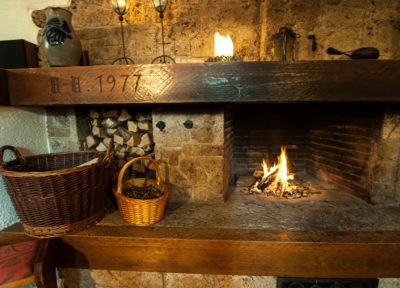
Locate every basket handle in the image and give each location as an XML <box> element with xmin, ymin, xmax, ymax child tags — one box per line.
<box><xmin>0</xmin><ymin>145</ymin><xmax>27</xmax><ymax>168</ymax></box>
<box><xmin>116</xmin><ymin>156</ymin><xmax>162</xmax><ymax>195</ymax></box>
<box><xmin>103</xmin><ymin>143</ymin><xmax>114</xmax><ymax>168</ymax></box>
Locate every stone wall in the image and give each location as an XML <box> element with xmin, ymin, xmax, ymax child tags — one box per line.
<box><xmin>32</xmin><ymin>0</ymin><xmax>400</xmax><ymax>66</ymax></box>
<box><xmin>368</xmin><ymin>106</ymin><xmax>400</xmax><ymax>204</ymax></box>
<box><xmin>46</xmin><ymin>107</ymin><xmax>81</xmax><ymax>153</ymax></box>
<box><xmin>59</xmin><ymin>268</ymin><xmax>277</xmax><ymax>288</ymax></box>
<box><xmin>58</xmin><ymin>268</ymin><xmax>400</xmax><ymax>288</ymax></box>
<box><xmin>153</xmin><ymin>107</ymin><xmax>224</xmax><ymax>202</ymax></box>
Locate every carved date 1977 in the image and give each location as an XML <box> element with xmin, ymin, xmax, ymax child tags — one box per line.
<box><xmin>95</xmin><ymin>74</ymin><xmax>141</xmax><ymax>93</ymax></box>
<box><xmin>50</xmin><ymin>74</ymin><xmax>142</xmax><ymax>94</ymax></box>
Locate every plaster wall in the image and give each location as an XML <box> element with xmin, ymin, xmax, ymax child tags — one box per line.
<box><xmin>0</xmin><ymin>0</ymin><xmax>69</xmax><ymax>44</ymax></box>
<box><xmin>0</xmin><ymin>106</ymin><xmax>49</xmax><ymax>230</ymax></box>
<box><xmin>0</xmin><ymin>0</ymin><xmax>72</xmax><ymax>230</ymax></box>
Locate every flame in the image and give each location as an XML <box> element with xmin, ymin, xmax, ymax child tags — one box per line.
<box><xmin>275</xmin><ymin>146</ymin><xmax>293</xmax><ymax>193</ymax></box>
<box><xmin>255</xmin><ymin>146</ymin><xmax>294</xmax><ymax>195</ymax></box>
<box><xmin>214</xmin><ymin>32</ymin><xmax>233</xmax><ymax>57</ymax></box>
<box><xmin>261</xmin><ymin>159</ymin><xmax>279</xmax><ymax>181</ymax></box>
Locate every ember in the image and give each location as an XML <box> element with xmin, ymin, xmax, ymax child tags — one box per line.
<box><xmin>247</xmin><ymin>146</ymin><xmax>320</xmax><ymax>199</ymax></box>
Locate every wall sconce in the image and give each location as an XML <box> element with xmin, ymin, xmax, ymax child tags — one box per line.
<box><xmin>151</xmin><ymin>0</ymin><xmax>175</xmax><ymax>64</ymax></box>
<box><xmin>111</xmin><ymin>0</ymin><xmax>134</xmax><ymax>64</ymax></box>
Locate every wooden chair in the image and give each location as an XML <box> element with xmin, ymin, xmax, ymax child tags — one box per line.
<box><xmin>0</xmin><ymin>239</ymin><xmax>57</xmax><ymax>288</ymax></box>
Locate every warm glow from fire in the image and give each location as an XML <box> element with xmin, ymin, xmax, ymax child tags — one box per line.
<box><xmin>261</xmin><ymin>159</ymin><xmax>279</xmax><ymax>181</ymax></box>
<box><xmin>255</xmin><ymin>146</ymin><xmax>294</xmax><ymax>195</ymax></box>
<box><xmin>214</xmin><ymin>32</ymin><xmax>233</xmax><ymax>57</ymax></box>
<box><xmin>275</xmin><ymin>146</ymin><xmax>293</xmax><ymax>193</ymax></box>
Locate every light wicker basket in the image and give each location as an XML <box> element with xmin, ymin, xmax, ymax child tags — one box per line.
<box><xmin>0</xmin><ymin>145</ymin><xmax>114</xmax><ymax>238</ymax></box>
<box><xmin>113</xmin><ymin>156</ymin><xmax>170</xmax><ymax>226</ymax></box>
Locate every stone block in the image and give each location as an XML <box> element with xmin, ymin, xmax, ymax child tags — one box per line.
<box><xmin>164</xmin><ymin>273</ymin><xmax>277</xmax><ymax>288</ymax></box>
<box><xmin>370</xmin><ymin>182</ymin><xmax>396</xmax><ymax>204</ymax></box>
<box><xmin>59</xmin><ymin>268</ymin><xmax>163</xmax><ymax>288</ymax></box>
<box><xmin>372</xmin><ymin>160</ymin><xmax>399</xmax><ymax>184</ymax></box>
<box><xmin>381</xmin><ymin>112</ymin><xmax>400</xmax><ymax>140</ymax></box>
<box><xmin>157</xmin><ymin>147</ymin><xmax>182</xmax><ymax>166</ymax></box>
<box><xmin>377</xmin><ymin>141</ymin><xmax>400</xmax><ymax>161</ymax></box>
<box><xmin>342</xmin><ymin>0</ymin><xmax>371</xmax><ymax>8</ymax></box>
<box><xmin>179</xmin><ymin>158</ymin><xmax>208</xmax><ymax>184</ymax></box>
<box><xmin>182</xmin><ymin>144</ymin><xmax>223</xmax><ymax>156</ymax></box>
<box><xmin>190</xmin><ymin>126</ymin><xmax>215</xmax><ymax>143</ymax></box>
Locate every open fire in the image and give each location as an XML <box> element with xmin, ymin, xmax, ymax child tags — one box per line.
<box><xmin>247</xmin><ymin>146</ymin><xmax>320</xmax><ymax>199</ymax></box>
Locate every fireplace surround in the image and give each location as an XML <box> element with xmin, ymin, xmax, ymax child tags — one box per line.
<box><xmin>2</xmin><ymin>61</ymin><xmax>400</xmax><ymax>278</ymax></box>
<box><xmin>6</xmin><ymin>61</ymin><xmax>397</xmax><ymax>205</ymax></box>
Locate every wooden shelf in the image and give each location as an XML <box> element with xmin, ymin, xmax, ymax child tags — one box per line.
<box><xmin>4</xmin><ymin>60</ymin><xmax>400</xmax><ymax>105</ymax></box>
<box><xmin>2</xmin><ymin>222</ymin><xmax>400</xmax><ymax>278</ymax></box>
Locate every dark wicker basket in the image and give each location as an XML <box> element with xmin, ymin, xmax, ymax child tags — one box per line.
<box><xmin>0</xmin><ymin>145</ymin><xmax>114</xmax><ymax>238</ymax></box>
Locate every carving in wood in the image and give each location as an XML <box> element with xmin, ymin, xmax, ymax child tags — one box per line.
<box><xmin>6</xmin><ymin>61</ymin><xmax>400</xmax><ymax>105</ymax></box>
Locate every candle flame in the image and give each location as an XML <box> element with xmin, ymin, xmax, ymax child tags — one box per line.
<box><xmin>214</xmin><ymin>32</ymin><xmax>233</xmax><ymax>57</ymax></box>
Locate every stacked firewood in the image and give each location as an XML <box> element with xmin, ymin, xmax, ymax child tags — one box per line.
<box><xmin>85</xmin><ymin>108</ymin><xmax>154</xmax><ymax>174</ymax></box>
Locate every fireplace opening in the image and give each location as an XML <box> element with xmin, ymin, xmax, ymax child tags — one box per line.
<box><xmin>230</xmin><ymin>103</ymin><xmax>393</xmax><ymax>204</ymax></box>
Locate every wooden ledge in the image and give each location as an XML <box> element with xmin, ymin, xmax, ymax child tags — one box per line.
<box><xmin>6</xmin><ymin>60</ymin><xmax>400</xmax><ymax>105</ymax></box>
<box><xmin>2</xmin><ymin>223</ymin><xmax>400</xmax><ymax>278</ymax></box>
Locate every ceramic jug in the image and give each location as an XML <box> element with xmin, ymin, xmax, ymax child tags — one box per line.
<box><xmin>41</xmin><ymin>7</ymin><xmax>82</xmax><ymax>66</ymax></box>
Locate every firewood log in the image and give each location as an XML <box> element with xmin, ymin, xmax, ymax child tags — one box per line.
<box><xmin>257</xmin><ymin>168</ymin><xmax>279</xmax><ymax>191</ymax></box>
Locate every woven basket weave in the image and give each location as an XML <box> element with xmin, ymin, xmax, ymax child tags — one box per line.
<box><xmin>114</xmin><ymin>156</ymin><xmax>170</xmax><ymax>226</ymax></box>
<box><xmin>0</xmin><ymin>145</ymin><xmax>114</xmax><ymax>238</ymax></box>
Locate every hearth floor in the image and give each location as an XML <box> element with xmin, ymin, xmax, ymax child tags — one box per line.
<box><xmin>101</xmin><ymin>175</ymin><xmax>400</xmax><ymax>231</ymax></box>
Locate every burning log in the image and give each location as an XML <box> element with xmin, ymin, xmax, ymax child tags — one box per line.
<box><xmin>257</xmin><ymin>166</ymin><xmax>279</xmax><ymax>191</ymax></box>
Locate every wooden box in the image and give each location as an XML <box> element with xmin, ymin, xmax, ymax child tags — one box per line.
<box><xmin>0</xmin><ymin>39</ymin><xmax>38</xmax><ymax>69</ymax></box>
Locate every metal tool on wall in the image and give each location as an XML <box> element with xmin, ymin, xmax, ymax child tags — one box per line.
<box><xmin>327</xmin><ymin>47</ymin><xmax>380</xmax><ymax>59</ymax></box>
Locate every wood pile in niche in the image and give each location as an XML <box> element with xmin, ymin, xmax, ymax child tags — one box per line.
<box><xmin>85</xmin><ymin>108</ymin><xmax>155</xmax><ymax>176</ymax></box>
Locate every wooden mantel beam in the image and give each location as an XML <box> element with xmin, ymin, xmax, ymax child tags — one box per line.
<box><xmin>2</xmin><ymin>224</ymin><xmax>400</xmax><ymax>278</ymax></box>
<box><xmin>6</xmin><ymin>60</ymin><xmax>400</xmax><ymax>105</ymax></box>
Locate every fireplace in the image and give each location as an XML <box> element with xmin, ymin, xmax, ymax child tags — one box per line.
<box><xmin>5</xmin><ymin>62</ymin><xmax>400</xmax><ymax>208</ymax></box>
<box><xmin>2</xmin><ymin>62</ymin><xmax>400</xmax><ymax>279</ymax></box>
<box><xmin>231</xmin><ymin>103</ymin><xmax>389</xmax><ymax>203</ymax></box>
